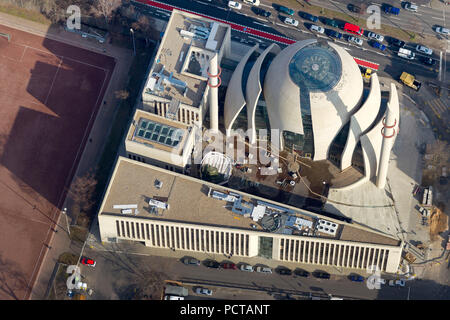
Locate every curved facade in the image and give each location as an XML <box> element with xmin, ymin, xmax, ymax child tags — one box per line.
<box><xmin>224</xmin><ymin>39</ymin><xmax>399</xmax><ymax>189</ymax></box>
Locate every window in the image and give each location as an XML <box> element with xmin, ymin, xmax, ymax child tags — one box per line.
<box><xmin>116</xmin><ymin>220</ymin><xmax>120</xmax><ymax>237</ymax></box>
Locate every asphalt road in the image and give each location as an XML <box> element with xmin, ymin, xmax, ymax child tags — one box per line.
<box><xmin>79</xmin><ymin>244</ymin><xmax>450</xmax><ymax>300</ymax></box>
<box><xmin>133</xmin><ymin>0</ymin><xmax>449</xmax><ymax>85</ymax></box>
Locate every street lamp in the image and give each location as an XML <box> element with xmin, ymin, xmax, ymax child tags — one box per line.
<box><xmin>130</xmin><ymin>28</ymin><xmax>136</xmax><ymax>56</ymax></box>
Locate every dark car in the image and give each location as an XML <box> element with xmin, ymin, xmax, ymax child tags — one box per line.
<box><xmin>80</xmin><ymin>256</ymin><xmax>96</xmax><ymax>267</ymax></box>
<box><xmin>323</xmin><ymin>18</ymin><xmax>339</xmax><ymax>28</ymax></box>
<box><xmin>419</xmin><ymin>56</ymin><xmax>436</xmax><ymax>66</ymax></box>
<box><xmin>349</xmin><ymin>274</ymin><xmax>365</xmax><ymax>282</ymax></box>
<box><xmin>382</xmin><ymin>4</ymin><xmax>400</xmax><ymax>15</ymax></box>
<box><xmin>327</xmin><ymin>29</ymin><xmax>343</xmax><ymax>39</ymax></box>
<box><xmin>294</xmin><ymin>268</ymin><xmax>310</xmax><ymax>277</ymax></box>
<box><xmin>276</xmin><ymin>267</ymin><xmax>292</xmax><ymax>275</ymax></box>
<box><xmin>182</xmin><ymin>257</ymin><xmax>200</xmax><ymax>266</ymax></box>
<box><xmin>278</xmin><ymin>5</ymin><xmax>294</xmax><ymax>16</ymax></box>
<box><xmin>390</xmin><ymin>38</ymin><xmax>405</xmax><ymax>47</ymax></box>
<box><xmin>221</xmin><ymin>262</ymin><xmax>238</xmax><ymax>270</ymax></box>
<box><xmin>370</xmin><ymin>40</ymin><xmax>386</xmax><ymax>51</ymax></box>
<box><xmin>348</xmin><ymin>4</ymin><xmax>361</xmax><ymax>13</ymax></box>
<box><xmin>204</xmin><ymin>260</ymin><xmax>220</xmax><ymax>268</ymax></box>
<box><xmin>299</xmin><ymin>11</ymin><xmax>318</xmax><ymax>22</ymax></box>
<box><xmin>313</xmin><ymin>271</ymin><xmax>331</xmax><ymax>279</ymax></box>
<box><xmin>253</xmin><ymin>7</ymin><xmax>271</xmax><ymax>17</ymax></box>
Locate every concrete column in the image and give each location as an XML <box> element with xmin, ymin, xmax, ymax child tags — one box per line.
<box><xmin>208</xmin><ymin>53</ymin><xmax>220</xmax><ymax>132</ymax></box>
<box><xmin>302</xmin><ymin>241</ymin><xmax>306</xmax><ymax>263</ymax></box>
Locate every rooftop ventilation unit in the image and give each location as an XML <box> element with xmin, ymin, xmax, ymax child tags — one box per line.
<box><xmin>113</xmin><ymin>204</ymin><xmax>138</xmax><ymax>209</ymax></box>
<box><xmin>149</xmin><ymin>199</ymin><xmax>169</xmax><ymax>210</ymax></box>
<box><xmin>154</xmin><ymin>179</ymin><xmax>163</xmax><ymax>189</ymax></box>
<box><xmin>317</xmin><ymin>219</ymin><xmax>338</xmax><ymax>236</ymax></box>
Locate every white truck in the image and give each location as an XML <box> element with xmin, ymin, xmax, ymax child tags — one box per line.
<box><xmin>398</xmin><ymin>48</ymin><xmax>415</xmax><ymax>60</ymax></box>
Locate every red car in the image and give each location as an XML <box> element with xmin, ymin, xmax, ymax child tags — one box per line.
<box><xmin>80</xmin><ymin>256</ymin><xmax>96</xmax><ymax>267</ymax></box>
<box><xmin>220</xmin><ymin>262</ymin><xmax>237</xmax><ymax>270</ymax></box>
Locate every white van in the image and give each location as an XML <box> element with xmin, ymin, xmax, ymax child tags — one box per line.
<box><xmin>255</xmin><ymin>266</ymin><xmax>273</xmax><ymax>274</ymax></box>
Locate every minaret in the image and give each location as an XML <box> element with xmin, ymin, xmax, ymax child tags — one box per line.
<box><xmin>376</xmin><ymin>83</ymin><xmax>399</xmax><ymax>189</ymax></box>
<box><xmin>207</xmin><ymin>53</ymin><xmax>221</xmax><ymax>132</ymax></box>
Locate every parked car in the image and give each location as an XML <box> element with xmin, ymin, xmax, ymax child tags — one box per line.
<box><xmin>252</xmin><ymin>7</ymin><xmax>271</xmax><ymax>17</ymax></box>
<box><xmin>349</xmin><ymin>274</ymin><xmax>365</xmax><ymax>282</ymax></box>
<box><xmin>435</xmin><ymin>26</ymin><xmax>449</xmax><ymax>35</ymax></box>
<box><xmin>416</xmin><ymin>45</ymin><xmax>433</xmax><ymax>55</ymax></box>
<box><xmin>327</xmin><ymin>30</ymin><xmax>343</xmax><ymax>39</ymax></box>
<box><xmin>299</xmin><ymin>11</ymin><xmax>318</xmax><ymax>22</ymax></box>
<box><xmin>383</xmin><ymin>4</ymin><xmax>400</xmax><ymax>15</ymax></box>
<box><xmin>243</xmin><ymin>0</ymin><xmax>260</xmax><ymax>6</ymax></box>
<box><xmin>278</xmin><ymin>5</ymin><xmax>294</xmax><ymax>16</ymax></box>
<box><xmin>240</xmin><ymin>264</ymin><xmax>254</xmax><ymax>272</ymax></box>
<box><xmin>228</xmin><ymin>1</ymin><xmax>242</xmax><ymax>10</ymax></box>
<box><xmin>389</xmin><ymin>279</ymin><xmax>406</xmax><ymax>287</ymax></box>
<box><xmin>348</xmin><ymin>36</ymin><xmax>363</xmax><ymax>46</ymax></box>
<box><xmin>294</xmin><ymin>268</ymin><xmax>310</xmax><ymax>277</ymax></box>
<box><xmin>255</xmin><ymin>266</ymin><xmax>273</xmax><ymax>274</ymax></box>
<box><xmin>370</xmin><ymin>40</ymin><xmax>386</xmax><ymax>51</ymax></box>
<box><xmin>323</xmin><ymin>18</ymin><xmax>339</xmax><ymax>28</ymax></box>
<box><xmin>80</xmin><ymin>256</ymin><xmax>96</xmax><ymax>267</ymax></box>
<box><xmin>310</xmin><ymin>25</ymin><xmax>325</xmax><ymax>34</ymax></box>
<box><xmin>164</xmin><ymin>295</ymin><xmax>184</xmax><ymax>300</ymax></box>
<box><xmin>419</xmin><ymin>56</ymin><xmax>436</xmax><ymax>66</ymax></box>
<box><xmin>368</xmin><ymin>32</ymin><xmax>384</xmax><ymax>42</ymax></box>
<box><xmin>204</xmin><ymin>260</ymin><xmax>220</xmax><ymax>268</ymax></box>
<box><xmin>195</xmin><ymin>287</ymin><xmax>213</xmax><ymax>296</ymax></box>
<box><xmin>284</xmin><ymin>17</ymin><xmax>299</xmax><ymax>27</ymax></box>
<box><xmin>390</xmin><ymin>38</ymin><xmax>405</xmax><ymax>47</ymax></box>
<box><xmin>182</xmin><ymin>257</ymin><xmax>200</xmax><ymax>266</ymax></box>
<box><xmin>221</xmin><ymin>262</ymin><xmax>238</xmax><ymax>270</ymax></box>
<box><xmin>276</xmin><ymin>267</ymin><xmax>292</xmax><ymax>275</ymax></box>
<box><xmin>348</xmin><ymin>4</ymin><xmax>361</xmax><ymax>13</ymax></box>
<box><xmin>313</xmin><ymin>271</ymin><xmax>331</xmax><ymax>279</ymax></box>
<box><xmin>404</xmin><ymin>2</ymin><xmax>418</xmax><ymax>12</ymax></box>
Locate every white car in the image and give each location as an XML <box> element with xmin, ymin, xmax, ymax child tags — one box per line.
<box><xmin>367</xmin><ymin>32</ymin><xmax>384</xmax><ymax>42</ymax></box>
<box><xmin>243</xmin><ymin>0</ymin><xmax>260</xmax><ymax>6</ymax></box>
<box><xmin>436</xmin><ymin>27</ymin><xmax>449</xmax><ymax>35</ymax></box>
<box><xmin>284</xmin><ymin>17</ymin><xmax>299</xmax><ymax>27</ymax></box>
<box><xmin>389</xmin><ymin>279</ymin><xmax>405</xmax><ymax>287</ymax></box>
<box><xmin>195</xmin><ymin>287</ymin><xmax>213</xmax><ymax>296</ymax></box>
<box><xmin>348</xmin><ymin>36</ymin><xmax>363</xmax><ymax>46</ymax></box>
<box><xmin>240</xmin><ymin>264</ymin><xmax>254</xmax><ymax>272</ymax></box>
<box><xmin>404</xmin><ymin>2</ymin><xmax>418</xmax><ymax>12</ymax></box>
<box><xmin>255</xmin><ymin>266</ymin><xmax>272</xmax><ymax>274</ymax></box>
<box><xmin>228</xmin><ymin>1</ymin><xmax>242</xmax><ymax>9</ymax></box>
<box><xmin>310</xmin><ymin>25</ymin><xmax>325</xmax><ymax>34</ymax></box>
<box><xmin>416</xmin><ymin>45</ymin><xmax>433</xmax><ymax>55</ymax></box>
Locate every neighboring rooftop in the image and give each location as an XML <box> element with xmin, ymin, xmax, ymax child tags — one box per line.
<box><xmin>127</xmin><ymin>109</ymin><xmax>190</xmax><ymax>155</ymax></box>
<box><xmin>100</xmin><ymin>157</ymin><xmax>401</xmax><ymax>247</ymax></box>
<box><xmin>144</xmin><ymin>9</ymin><xmax>230</xmax><ymax>108</ymax></box>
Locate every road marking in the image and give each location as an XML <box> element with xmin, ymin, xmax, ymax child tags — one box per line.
<box><xmin>259</xmin><ymin>3</ymin><xmax>272</xmax><ymax>8</ymax></box>
<box><xmin>275</xmin><ymin>22</ymin><xmax>297</xmax><ymax>30</ymax></box>
<box><xmin>343</xmin><ymin>47</ymin><xmax>351</xmax><ymax>51</ymax></box>
<box><xmin>253</xmin><ymin>21</ymin><xmax>268</xmax><ymax>27</ymax></box>
<box><xmin>253</xmin><ymin>16</ymin><xmax>267</xmax><ymax>22</ymax></box>
<box><xmin>439</xmin><ymin>51</ymin><xmax>442</xmax><ymax>81</ymax></box>
<box><xmin>432</xmin><ymin>16</ymin><xmax>444</xmax><ymax>20</ymax></box>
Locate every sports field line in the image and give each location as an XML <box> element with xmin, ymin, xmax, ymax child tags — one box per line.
<box><xmin>43</xmin><ymin>57</ymin><xmax>63</xmax><ymax>106</ymax></box>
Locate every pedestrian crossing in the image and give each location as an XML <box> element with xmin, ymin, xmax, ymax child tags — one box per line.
<box><xmin>425</xmin><ymin>98</ymin><xmax>448</xmax><ymax>119</ymax></box>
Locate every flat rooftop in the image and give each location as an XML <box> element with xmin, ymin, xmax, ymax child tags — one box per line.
<box><xmin>100</xmin><ymin>157</ymin><xmax>401</xmax><ymax>247</ymax></box>
<box><xmin>144</xmin><ymin>10</ymin><xmax>229</xmax><ymax>108</ymax></box>
<box><xmin>127</xmin><ymin>109</ymin><xmax>190</xmax><ymax>155</ymax></box>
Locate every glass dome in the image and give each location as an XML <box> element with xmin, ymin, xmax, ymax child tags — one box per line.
<box><xmin>288</xmin><ymin>42</ymin><xmax>342</xmax><ymax>92</ymax></box>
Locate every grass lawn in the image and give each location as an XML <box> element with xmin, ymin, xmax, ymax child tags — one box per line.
<box><xmin>0</xmin><ymin>4</ymin><xmax>51</xmax><ymax>25</ymax></box>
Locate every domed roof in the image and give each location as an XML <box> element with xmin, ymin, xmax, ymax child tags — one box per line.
<box><xmin>288</xmin><ymin>42</ymin><xmax>342</xmax><ymax>92</ymax></box>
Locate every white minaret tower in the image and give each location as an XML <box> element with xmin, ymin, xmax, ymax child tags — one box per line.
<box><xmin>207</xmin><ymin>53</ymin><xmax>221</xmax><ymax>132</ymax></box>
<box><xmin>376</xmin><ymin>83</ymin><xmax>399</xmax><ymax>189</ymax></box>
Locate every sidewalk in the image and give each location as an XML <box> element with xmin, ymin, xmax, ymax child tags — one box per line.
<box><xmin>0</xmin><ymin>13</ymin><xmax>133</xmax><ymax>299</ymax></box>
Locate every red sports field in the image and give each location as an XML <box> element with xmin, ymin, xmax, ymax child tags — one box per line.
<box><xmin>0</xmin><ymin>25</ymin><xmax>115</xmax><ymax>299</ymax></box>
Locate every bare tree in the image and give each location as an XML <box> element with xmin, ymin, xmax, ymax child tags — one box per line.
<box><xmin>114</xmin><ymin>89</ymin><xmax>130</xmax><ymax>100</ymax></box>
<box><xmin>95</xmin><ymin>0</ymin><xmax>121</xmax><ymax>24</ymax></box>
<box><xmin>68</xmin><ymin>171</ymin><xmax>98</xmax><ymax>214</ymax></box>
<box><xmin>131</xmin><ymin>270</ymin><xmax>167</xmax><ymax>300</ymax></box>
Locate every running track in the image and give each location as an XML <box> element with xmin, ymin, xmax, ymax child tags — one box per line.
<box><xmin>134</xmin><ymin>0</ymin><xmax>380</xmax><ymax>71</ymax></box>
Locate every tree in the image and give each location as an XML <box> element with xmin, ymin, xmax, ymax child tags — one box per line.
<box><xmin>114</xmin><ymin>89</ymin><xmax>130</xmax><ymax>100</ymax></box>
<box><xmin>95</xmin><ymin>0</ymin><xmax>121</xmax><ymax>24</ymax></box>
<box><xmin>68</xmin><ymin>171</ymin><xmax>98</xmax><ymax>215</ymax></box>
<box><xmin>130</xmin><ymin>270</ymin><xmax>167</xmax><ymax>300</ymax></box>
